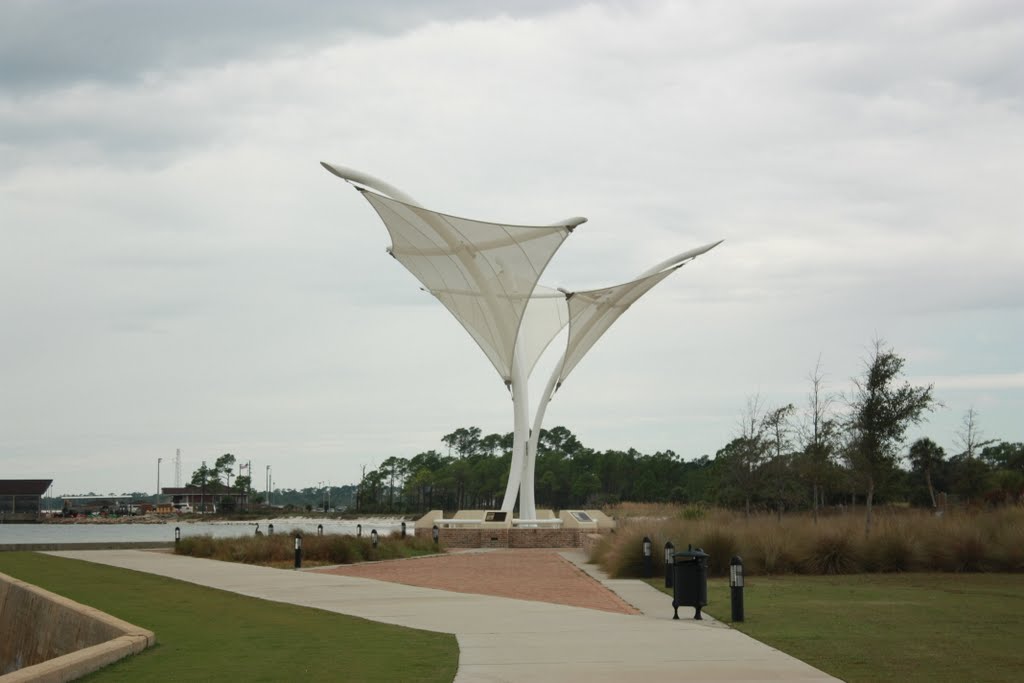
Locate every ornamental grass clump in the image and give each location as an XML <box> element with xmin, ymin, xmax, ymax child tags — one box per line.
<box><xmin>594</xmin><ymin>505</ymin><xmax>1024</xmax><ymax>577</ymax></box>
<box><xmin>947</xmin><ymin>529</ymin><xmax>987</xmax><ymax>572</ymax></box>
<box><xmin>694</xmin><ymin>528</ymin><xmax>740</xmax><ymax>576</ymax></box>
<box><xmin>599</xmin><ymin>522</ymin><xmax>664</xmax><ymax>578</ymax></box>
<box><xmin>863</xmin><ymin>528</ymin><xmax>918</xmax><ymax>573</ymax></box>
<box><xmin>803</xmin><ymin>532</ymin><xmax>861</xmax><ymax>575</ymax></box>
<box><xmin>176</xmin><ymin>534</ymin><xmax>216</xmax><ymax>559</ymax></box>
<box><xmin>751</xmin><ymin>527</ymin><xmax>803</xmax><ymax>575</ymax></box>
<box><xmin>917</xmin><ymin>512</ymin><xmax>991</xmax><ymax>572</ymax></box>
<box><xmin>987</xmin><ymin>508</ymin><xmax>1024</xmax><ymax>571</ymax></box>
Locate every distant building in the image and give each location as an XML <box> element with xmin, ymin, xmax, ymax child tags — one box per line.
<box><xmin>0</xmin><ymin>479</ymin><xmax>53</xmax><ymax>522</ymax></box>
<box><xmin>162</xmin><ymin>485</ymin><xmax>248</xmax><ymax>513</ymax></box>
<box><xmin>61</xmin><ymin>495</ymin><xmax>136</xmax><ymax>517</ymax></box>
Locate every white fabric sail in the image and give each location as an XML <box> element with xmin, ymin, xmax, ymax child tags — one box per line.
<box><xmin>518</xmin><ymin>285</ymin><xmax>570</xmax><ymax>379</ymax></box>
<box><xmin>557</xmin><ymin>266</ymin><xmax>682</xmax><ymax>387</ymax></box>
<box><xmin>359</xmin><ymin>188</ymin><xmax>574</xmax><ymax>382</ymax></box>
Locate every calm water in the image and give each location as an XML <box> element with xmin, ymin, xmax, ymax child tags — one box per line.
<box><xmin>0</xmin><ymin>517</ymin><xmax>410</xmax><ymax>545</ymax></box>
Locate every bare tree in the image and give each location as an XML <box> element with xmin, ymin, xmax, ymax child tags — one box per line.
<box><xmin>955</xmin><ymin>407</ymin><xmax>998</xmax><ymax>460</ymax></box>
<box><xmin>739</xmin><ymin>393</ymin><xmax>766</xmax><ymax>444</ymax></box>
<box><xmin>723</xmin><ymin>394</ymin><xmax>769</xmax><ymax>517</ymax></box>
<box><xmin>798</xmin><ymin>356</ymin><xmax>838</xmax><ymax>523</ymax></box>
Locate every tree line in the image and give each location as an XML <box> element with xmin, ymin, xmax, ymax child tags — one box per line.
<box><xmin>353</xmin><ymin>340</ymin><xmax>1022</xmax><ymax>533</ymax></box>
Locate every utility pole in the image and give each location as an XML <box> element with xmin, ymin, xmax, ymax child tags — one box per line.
<box><xmin>156</xmin><ymin>457</ymin><xmax>162</xmax><ymax>505</ymax></box>
<box><xmin>238</xmin><ymin>461</ymin><xmax>250</xmax><ymax>512</ymax></box>
<box><xmin>357</xmin><ymin>464</ymin><xmax>367</xmax><ymax>513</ymax></box>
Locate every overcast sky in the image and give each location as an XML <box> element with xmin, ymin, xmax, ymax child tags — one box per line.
<box><xmin>2</xmin><ymin>0</ymin><xmax>1021</xmax><ymax>497</ymax></box>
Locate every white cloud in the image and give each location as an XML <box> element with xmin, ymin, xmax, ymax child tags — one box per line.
<box><xmin>1</xmin><ymin>0</ymin><xmax>1021</xmax><ymax>493</ymax></box>
<box><xmin>914</xmin><ymin>372</ymin><xmax>1024</xmax><ymax>391</ymax></box>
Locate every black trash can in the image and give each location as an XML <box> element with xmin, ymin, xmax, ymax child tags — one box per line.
<box><xmin>672</xmin><ymin>547</ymin><xmax>709</xmax><ymax>620</ymax></box>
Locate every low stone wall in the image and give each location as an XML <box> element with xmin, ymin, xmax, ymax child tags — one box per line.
<box><xmin>416</xmin><ymin>527</ymin><xmax>509</xmax><ymax>548</ymax></box>
<box><xmin>416</xmin><ymin>526</ymin><xmax>613</xmax><ymax>549</ymax></box>
<box><xmin>508</xmin><ymin>528</ymin><xmax>580</xmax><ymax>548</ymax></box>
<box><xmin>0</xmin><ymin>571</ymin><xmax>154</xmax><ymax>681</ymax></box>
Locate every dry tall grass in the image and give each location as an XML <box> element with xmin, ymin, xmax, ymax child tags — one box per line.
<box><xmin>175</xmin><ymin>529</ymin><xmax>438</xmax><ymax>566</ymax></box>
<box><xmin>593</xmin><ymin>505</ymin><xmax>1024</xmax><ymax>578</ymax></box>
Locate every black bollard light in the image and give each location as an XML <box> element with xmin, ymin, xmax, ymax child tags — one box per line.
<box><xmin>432</xmin><ymin>524</ymin><xmax>439</xmax><ymax>545</ymax></box>
<box><xmin>730</xmin><ymin>555</ymin><xmax>745</xmax><ymax>622</ymax></box>
<box><xmin>642</xmin><ymin>536</ymin><xmax>653</xmax><ymax>578</ymax></box>
<box><xmin>268</xmin><ymin>523</ymin><xmax>274</xmax><ymax>535</ymax></box>
<box><xmin>174</xmin><ymin>526</ymin><xmax>180</xmax><ymax>545</ymax></box>
<box><xmin>356</xmin><ymin>523</ymin><xmax>362</xmax><ymax>537</ymax></box>
<box><xmin>664</xmin><ymin>541</ymin><xmax>675</xmax><ymax>588</ymax></box>
<box><xmin>401</xmin><ymin>521</ymin><xmax>407</xmax><ymax>539</ymax></box>
<box><xmin>371</xmin><ymin>529</ymin><xmax>378</xmax><ymax>548</ymax></box>
<box><xmin>317</xmin><ymin>523</ymin><xmax>323</xmax><ymax>537</ymax></box>
<box><xmin>294</xmin><ymin>533</ymin><xmax>303</xmax><ymax>569</ymax></box>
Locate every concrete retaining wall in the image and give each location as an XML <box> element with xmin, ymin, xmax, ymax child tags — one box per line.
<box><xmin>0</xmin><ymin>572</ymin><xmax>154</xmax><ymax>682</ymax></box>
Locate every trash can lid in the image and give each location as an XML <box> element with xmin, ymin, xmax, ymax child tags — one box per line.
<box><xmin>672</xmin><ymin>548</ymin><xmax>709</xmax><ymax>561</ymax></box>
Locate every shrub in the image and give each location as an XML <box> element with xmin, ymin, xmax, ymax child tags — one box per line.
<box><xmin>178</xmin><ymin>534</ymin><xmax>216</xmax><ymax>559</ymax></box>
<box><xmin>680</xmin><ymin>504</ymin><xmax>708</xmax><ymax>521</ymax></box>
<box><xmin>174</xmin><ymin>531</ymin><xmax>437</xmax><ymax>567</ymax></box>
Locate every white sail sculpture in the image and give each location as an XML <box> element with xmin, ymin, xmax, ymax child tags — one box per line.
<box><xmin>512</xmin><ymin>243</ymin><xmax>722</xmax><ymax>517</ymax></box>
<box><xmin>321</xmin><ymin>162</ymin><xmax>721</xmax><ymax>520</ymax></box>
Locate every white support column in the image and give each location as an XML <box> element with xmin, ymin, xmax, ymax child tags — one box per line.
<box><xmin>521</xmin><ymin>357</ymin><xmax>563</xmax><ymax>520</ymax></box>
<box><xmin>501</xmin><ymin>344</ymin><xmax>531</xmax><ymax>514</ymax></box>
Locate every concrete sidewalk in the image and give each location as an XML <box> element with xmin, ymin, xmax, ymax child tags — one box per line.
<box><xmin>47</xmin><ymin>550</ymin><xmax>839</xmax><ymax>683</ymax></box>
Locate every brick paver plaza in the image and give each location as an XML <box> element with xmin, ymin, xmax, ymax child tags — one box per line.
<box><xmin>315</xmin><ymin>549</ymin><xmax>640</xmax><ymax>614</ymax></box>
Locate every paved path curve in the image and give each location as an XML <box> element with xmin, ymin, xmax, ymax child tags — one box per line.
<box><xmin>47</xmin><ymin>549</ymin><xmax>840</xmax><ymax>683</ymax></box>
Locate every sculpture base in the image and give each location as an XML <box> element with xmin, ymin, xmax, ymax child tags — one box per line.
<box><xmin>414</xmin><ymin>509</ymin><xmax>615</xmax><ymax>549</ymax></box>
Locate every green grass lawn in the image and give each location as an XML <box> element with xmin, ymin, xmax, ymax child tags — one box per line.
<box><xmin>0</xmin><ymin>552</ymin><xmax>458</xmax><ymax>682</ymax></box>
<box><xmin>654</xmin><ymin>573</ymin><xmax>1024</xmax><ymax>683</ymax></box>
